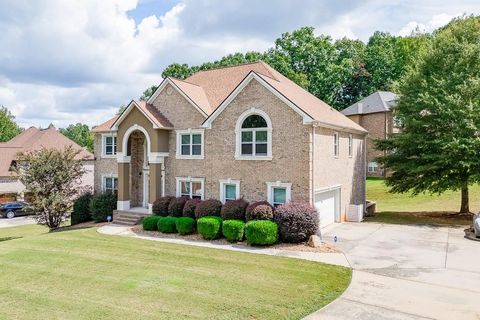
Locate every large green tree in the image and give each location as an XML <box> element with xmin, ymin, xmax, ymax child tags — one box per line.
<box><xmin>0</xmin><ymin>106</ymin><xmax>21</xmax><ymax>142</ymax></box>
<box><xmin>59</xmin><ymin>123</ymin><xmax>94</xmax><ymax>153</ymax></box>
<box><xmin>376</xmin><ymin>16</ymin><xmax>480</xmax><ymax>213</ymax></box>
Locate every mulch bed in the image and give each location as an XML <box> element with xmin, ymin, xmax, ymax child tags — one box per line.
<box><xmin>131</xmin><ymin>225</ymin><xmax>339</xmax><ymax>253</ymax></box>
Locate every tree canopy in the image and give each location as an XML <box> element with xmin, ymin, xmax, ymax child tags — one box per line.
<box><xmin>160</xmin><ymin>26</ymin><xmax>430</xmax><ymax>110</ymax></box>
<box><xmin>0</xmin><ymin>106</ymin><xmax>21</xmax><ymax>142</ymax></box>
<box><xmin>376</xmin><ymin>16</ymin><xmax>480</xmax><ymax>213</ymax></box>
<box><xmin>59</xmin><ymin>123</ymin><xmax>94</xmax><ymax>153</ymax></box>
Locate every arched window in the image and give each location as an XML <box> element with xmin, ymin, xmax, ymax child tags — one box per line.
<box><xmin>235</xmin><ymin>109</ymin><xmax>272</xmax><ymax>160</ymax></box>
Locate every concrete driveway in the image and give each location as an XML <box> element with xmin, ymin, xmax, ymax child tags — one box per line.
<box><xmin>306</xmin><ymin>223</ymin><xmax>480</xmax><ymax>320</ymax></box>
<box><xmin>0</xmin><ymin>216</ymin><xmax>36</xmax><ymax>229</ymax></box>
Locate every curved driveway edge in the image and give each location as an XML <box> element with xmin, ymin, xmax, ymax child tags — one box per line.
<box><xmin>307</xmin><ymin>223</ymin><xmax>480</xmax><ymax>320</ymax></box>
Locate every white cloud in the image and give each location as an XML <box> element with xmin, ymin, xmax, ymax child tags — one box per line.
<box><xmin>398</xmin><ymin>13</ymin><xmax>459</xmax><ymax>36</ymax></box>
<box><xmin>0</xmin><ymin>0</ymin><xmax>477</xmax><ymax>129</ymax></box>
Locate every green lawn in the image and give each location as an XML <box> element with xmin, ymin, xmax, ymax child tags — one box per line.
<box><xmin>366</xmin><ymin>178</ymin><xmax>475</xmax><ymax>225</ymax></box>
<box><xmin>0</xmin><ymin>225</ymin><xmax>351</xmax><ymax>320</ymax></box>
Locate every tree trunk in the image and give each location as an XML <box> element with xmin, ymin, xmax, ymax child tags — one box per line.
<box><xmin>460</xmin><ymin>184</ymin><xmax>470</xmax><ymax>213</ymax></box>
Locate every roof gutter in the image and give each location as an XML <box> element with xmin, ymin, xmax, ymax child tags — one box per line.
<box><xmin>306</xmin><ymin>120</ymin><xmax>368</xmax><ymax>135</ymax></box>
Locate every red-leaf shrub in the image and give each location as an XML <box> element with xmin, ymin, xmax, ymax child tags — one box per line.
<box><xmin>152</xmin><ymin>196</ymin><xmax>174</xmax><ymax>216</ymax></box>
<box><xmin>220</xmin><ymin>199</ymin><xmax>248</xmax><ymax>220</ymax></box>
<box><xmin>183</xmin><ymin>198</ymin><xmax>201</xmax><ymax>218</ymax></box>
<box><xmin>273</xmin><ymin>202</ymin><xmax>319</xmax><ymax>243</ymax></box>
<box><xmin>195</xmin><ymin>199</ymin><xmax>223</xmax><ymax>219</ymax></box>
<box><xmin>246</xmin><ymin>201</ymin><xmax>274</xmax><ymax>221</ymax></box>
<box><xmin>168</xmin><ymin>197</ymin><xmax>189</xmax><ymax>217</ymax></box>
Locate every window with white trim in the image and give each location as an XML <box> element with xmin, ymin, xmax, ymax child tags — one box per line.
<box><xmin>103</xmin><ymin>176</ymin><xmax>118</xmax><ymax>195</ymax></box>
<box><xmin>333</xmin><ymin>132</ymin><xmax>339</xmax><ymax>157</ymax></box>
<box><xmin>219</xmin><ymin>179</ymin><xmax>240</xmax><ymax>203</ymax></box>
<box><xmin>102</xmin><ymin>134</ymin><xmax>117</xmax><ymax>157</ymax></box>
<box><xmin>348</xmin><ymin>134</ymin><xmax>353</xmax><ymax>157</ymax></box>
<box><xmin>267</xmin><ymin>182</ymin><xmax>292</xmax><ymax>208</ymax></box>
<box><xmin>176</xmin><ymin>177</ymin><xmax>204</xmax><ymax>199</ymax></box>
<box><xmin>368</xmin><ymin>162</ymin><xmax>378</xmax><ymax>172</ymax></box>
<box><xmin>235</xmin><ymin>109</ymin><xmax>272</xmax><ymax>160</ymax></box>
<box><xmin>176</xmin><ymin>130</ymin><xmax>204</xmax><ymax>159</ymax></box>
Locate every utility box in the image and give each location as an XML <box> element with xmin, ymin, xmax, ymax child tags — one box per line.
<box><xmin>347</xmin><ymin>204</ymin><xmax>364</xmax><ymax>222</ymax></box>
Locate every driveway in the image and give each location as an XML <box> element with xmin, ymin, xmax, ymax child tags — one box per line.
<box><xmin>0</xmin><ymin>216</ymin><xmax>36</xmax><ymax>229</ymax></box>
<box><xmin>306</xmin><ymin>223</ymin><xmax>480</xmax><ymax>320</ymax></box>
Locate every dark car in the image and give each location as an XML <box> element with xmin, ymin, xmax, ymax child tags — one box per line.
<box><xmin>0</xmin><ymin>201</ymin><xmax>35</xmax><ymax>219</ymax></box>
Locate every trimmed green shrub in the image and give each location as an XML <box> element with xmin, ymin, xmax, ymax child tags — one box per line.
<box><xmin>222</xmin><ymin>219</ymin><xmax>245</xmax><ymax>242</ymax></box>
<box><xmin>90</xmin><ymin>192</ymin><xmax>117</xmax><ymax>223</ymax></box>
<box><xmin>245</xmin><ymin>220</ymin><xmax>278</xmax><ymax>246</ymax></box>
<box><xmin>221</xmin><ymin>199</ymin><xmax>248</xmax><ymax>221</ymax></box>
<box><xmin>71</xmin><ymin>193</ymin><xmax>92</xmax><ymax>225</ymax></box>
<box><xmin>274</xmin><ymin>202</ymin><xmax>319</xmax><ymax>243</ymax></box>
<box><xmin>183</xmin><ymin>198</ymin><xmax>201</xmax><ymax>218</ymax></box>
<box><xmin>246</xmin><ymin>201</ymin><xmax>274</xmax><ymax>221</ymax></box>
<box><xmin>197</xmin><ymin>216</ymin><xmax>223</xmax><ymax>240</ymax></box>
<box><xmin>176</xmin><ymin>217</ymin><xmax>196</xmax><ymax>235</ymax></box>
<box><xmin>157</xmin><ymin>216</ymin><xmax>178</xmax><ymax>233</ymax></box>
<box><xmin>195</xmin><ymin>199</ymin><xmax>222</xmax><ymax>219</ymax></box>
<box><xmin>168</xmin><ymin>197</ymin><xmax>189</xmax><ymax>217</ymax></box>
<box><xmin>153</xmin><ymin>196</ymin><xmax>174</xmax><ymax>216</ymax></box>
<box><xmin>143</xmin><ymin>215</ymin><xmax>161</xmax><ymax>231</ymax></box>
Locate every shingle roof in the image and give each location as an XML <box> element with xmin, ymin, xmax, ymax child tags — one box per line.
<box><xmin>341</xmin><ymin>91</ymin><xmax>398</xmax><ymax>116</ymax></box>
<box><xmin>97</xmin><ymin>61</ymin><xmax>366</xmax><ymax>133</ymax></box>
<box><xmin>91</xmin><ymin>115</ymin><xmax>119</xmax><ymax>132</ymax></box>
<box><xmin>0</xmin><ymin>127</ymin><xmax>94</xmax><ymax>177</ymax></box>
<box><xmin>136</xmin><ymin>100</ymin><xmax>173</xmax><ymax>128</ymax></box>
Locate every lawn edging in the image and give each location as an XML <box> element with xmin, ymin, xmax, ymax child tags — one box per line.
<box><xmin>97</xmin><ymin>224</ymin><xmax>350</xmax><ymax>267</ymax></box>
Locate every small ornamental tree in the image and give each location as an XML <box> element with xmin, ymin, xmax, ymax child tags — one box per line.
<box><xmin>16</xmin><ymin>146</ymin><xmax>88</xmax><ymax>230</ymax></box>
<box><xmin>376</xmin><ymin>16</ymin><xmax>480</xmax><ymax>213</ymax></box>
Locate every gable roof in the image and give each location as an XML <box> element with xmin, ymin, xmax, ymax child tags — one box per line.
<box><xmin>341</xmin><ymin>91</ymin><xmax>398</xmax><ymax>116</ymax></box>
<box><xmin>91</xmin><ymin>115</ymin><xmax>119</xmax><ymax>133</ymax></box>
<box><xmin>105</xmin><ymin>61</ymin><xmax>366</xmax><ymax>133</ymax></box>
<box><xmin>0</xmin><ymin>127</ymin><xmax>94</xmax><ymax>177</ymax></box>
<box><xmin>111</xmin><ymin>100</ymin><xmax>173</xmax><ymax>130</ymax></box>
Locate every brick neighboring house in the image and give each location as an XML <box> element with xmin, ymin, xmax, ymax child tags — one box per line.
<box><xmin>341</xmin><ymin>91</ymin><xmax>399</xmax><ymax>177</ymax></box>
<box><xmin>0</xmin><ymin>126</ymin><xmax>94</xmax><ymax>202</ymax></box>
<box><xmin>92</xmin><ymin>61</ymin><xmax>368</xmax><ymax>228</ymax></box>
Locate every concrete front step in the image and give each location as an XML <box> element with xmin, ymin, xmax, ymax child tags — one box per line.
<box><xmin>113</xmin><ymin>209</ymin><xmax>149</xmax><ymax>226</ymax></box>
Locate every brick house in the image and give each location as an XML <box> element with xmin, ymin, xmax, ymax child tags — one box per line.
<box><xmin>341</xmin><ymin>91</ymin><xmax>398</xmax><ymax>177</ymax></box>
<box><xmin>92</xmin><ymin>62</ymin><xmax>367</xmax><ymax>227</ymax></box>
<box><xmin>0</xmin><ymin>126</ymin><xmax>94</xmax><ymax>202</ymax></box>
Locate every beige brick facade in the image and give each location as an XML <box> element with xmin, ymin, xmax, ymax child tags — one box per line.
<box><xmin>95</xmin><ymin>78</ymin><xmax>366</xmax><ymax>221</ymax></box>
<box><xmin>93</xmin><ymin>133</ymin><xmax>117</xmax><ymax>193</ymax></box>
<box><xmin>346</xmin><ymin>111</ymin><xmax>394</xmax><ymax>177</ymax></box>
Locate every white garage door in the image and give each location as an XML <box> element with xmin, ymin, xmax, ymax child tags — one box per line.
<box><xmin>315</xmin><ymin>188</ymin><xmax>340</xmax><ymax>228</ymax></box>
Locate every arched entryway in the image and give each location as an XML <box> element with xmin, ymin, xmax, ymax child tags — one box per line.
<box><xmin>126</xmin><ymin>130</ymin><xmax>149</xmax><ymax>208</ymax></box>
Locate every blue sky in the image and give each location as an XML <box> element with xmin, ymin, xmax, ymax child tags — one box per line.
<box><xmin>0</xmin><ymin>0</ymin><xmax>478</xmax><ymax>128</ymax></box>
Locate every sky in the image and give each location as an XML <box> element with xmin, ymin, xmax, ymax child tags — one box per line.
<box><xmin>0</xmin><ymin>0</ymin><xmax>478</xmax><ymax>129</ymax></box>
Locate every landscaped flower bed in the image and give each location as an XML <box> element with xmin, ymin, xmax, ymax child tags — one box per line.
<box><xmin>139</xmin><ymin>196</ymin><xmax>321</xmax><ymax>248</ymax></box>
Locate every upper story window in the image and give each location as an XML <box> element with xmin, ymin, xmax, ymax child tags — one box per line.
<box><xmin>235</xmin><ymin>108</ymin><xmax>272</xmax><ymax>160</ymax></box>
<box><xmin>102</xmin><ymin>134</ymin><xmax>117</xmax><ymax>158</ymax></box>
<box><xmin>368</xmin><ymin>162</ymin><xmax>378</xmax><ymax>173</ymax></box>
<box><xmin>348</xmin><ymin>134</ymin><xmax>353</xmax><ymax>158</ymax></box>
<box><xmin>333</xmin><ymin>132</ymin><xmax>339</xmax><ymax>158</ymax></box>
<box><xmin>176</xmin><ymin>129</ymin><xmax>204</xmax><ymax>159</ymax></box>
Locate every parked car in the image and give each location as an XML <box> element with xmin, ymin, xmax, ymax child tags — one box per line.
<box><xmin>0</xmin><ymin>201</ymin><xmax>35</xmax><ymax>219</ymax></box>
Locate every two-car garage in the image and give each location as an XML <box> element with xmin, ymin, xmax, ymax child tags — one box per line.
<box><xmin>314</xmin><ymin>186</ymin><xmax>341</xmax><ymax>229</ymax></box>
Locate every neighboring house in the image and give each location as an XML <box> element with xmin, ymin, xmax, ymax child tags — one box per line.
<box><xmin>0</xmin><ymin>126</ymin><xmax>94</xmax><ymax>201</ymax></box>
<box><xmin>93</xmin><ymin>61</ymin><xmax>367</xmax><ymax>228</ymax></box>
<box><xmin>341</xmin><ymin>91</ymin><xmax>398</xmax><ymax>177</ymax></box>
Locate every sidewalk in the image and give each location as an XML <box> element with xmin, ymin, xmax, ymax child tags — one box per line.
<box><xmin>97</xmin><ymin>224</ymin><xmax>350</xmax><ymax>267</ymax></box>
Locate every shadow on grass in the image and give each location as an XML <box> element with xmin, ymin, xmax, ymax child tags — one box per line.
<box><xmin>50</xmin><ymin>221</ymin><xmax>105</xmax><ymax>233</ymax></box>
<box><xmin>0</xmin><ymin>236</ymin><xmax>23</xmax><ymax>242</ymax></box>
<box><xmin>364</xmin><ymin>211</ymin><xmax>472</xmax><ymax>227</ymax></box>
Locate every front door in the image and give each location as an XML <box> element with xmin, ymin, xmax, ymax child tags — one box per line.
<box><xmin>143</xmin><ymin>171</ymin><xmax>150</xmax><ymax>208</ymax></box>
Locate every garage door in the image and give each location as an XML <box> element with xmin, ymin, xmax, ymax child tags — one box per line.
<box><xmin>314</xmin><ymin>188</ymin><xmax>340</xmax><ymax>228</ymax></box>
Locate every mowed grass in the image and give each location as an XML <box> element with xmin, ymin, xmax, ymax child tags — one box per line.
<box><xmin>0</xmin><ymin>225</ymin><xmax>351</xmax><ymax>320</ymax></box>
<box><xmin>366</xmin><ymin>178</ymin><xmax>476</xmax><ymax>225</ymax></box>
